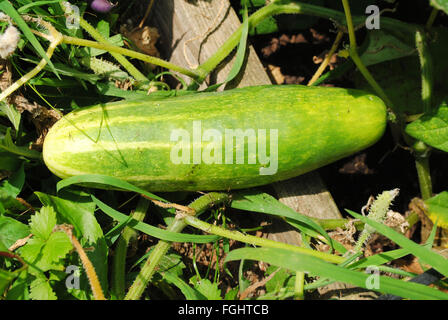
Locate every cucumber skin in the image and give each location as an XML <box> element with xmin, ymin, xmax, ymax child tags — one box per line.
<box><xmin>43</xmin><ymin>85</ymin><xmax>387</xmax><ymax>191</ymax></box>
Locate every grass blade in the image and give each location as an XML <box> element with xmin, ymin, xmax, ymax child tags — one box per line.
<box><xmin>225</xmin><ymin>247</ymin><xmax>448</xmax><ymax>300</ymax></box>
<box><xmin>57</xmin><ymin>174</ymin><xmax>167</xmax><ymax>202</ymax></box>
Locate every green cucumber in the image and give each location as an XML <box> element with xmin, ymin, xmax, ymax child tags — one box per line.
<box><xmin>43</xmin><ymin>85</ymin><xmax>387</xmax><ymax>191</ymax></box>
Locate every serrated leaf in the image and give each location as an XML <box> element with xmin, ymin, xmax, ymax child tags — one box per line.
<box><xmin>90</xmin><ymin>34</ymin><xmax>123</xmax><ymax>57</ymax></box>
<box><xmin>431</xmin><ymin>0</ymin><xmax>448</xmax><ymax>14</ymax></box>
<box><xmin>405</xmin><ymin>103</ymin><xmax>448</xmax><ymax>152</ymax></box>
<box><xmin>35</xmin><ymin>191</ymin><xmax>109</xmax><ymax>293</ymax></box>
<box><xmin>19</xmin><ymin>237</ymin><xmax>45</xmax><ymax>273</ymax></box>
<box><xmin>29</xmin><ymin>276</ymin><xmax>57</xmax><ymax>300</ymax></box>
<box><xmin>92</xmin><ymin>195</ymin><xmax>219</xmax><ymax>243</ymax></box>
<box><xmin>0</xmin><ymin>215</ymin><xmax>29</xmax><ymax>249</ymax></box>
<box><xmin>264</xmin><ymin>266</ymin><xmax>295</xmax><ymax>293</ymax></box>
<box><xmin>39</xmin><ymin>231</ymin><xmax>72</xmax><ymax>270</ymax></box>
<box><xmin>19</xmin><ymin>232</ymin><xmax>72</xmax><ymax>274</ymax></box>
<box><xmin>425</xmin><ymin>191</ymin><xmax>448</xmax><ymax>229</ymax></box>
<box><xmin>4</xmin><ymin>269</ymin><xmax>28</xmax><ymax>300</ymax></box>
<box><xmin>29</xmin><ymin>206</ymin><xmax>57</xmax><ymax>240</ymax></box>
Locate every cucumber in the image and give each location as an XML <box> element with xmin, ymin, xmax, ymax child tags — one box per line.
<box><xmin>43</xmin><ymin>85</ymin><xmax>387</xmax><ymax>191</ymax></box>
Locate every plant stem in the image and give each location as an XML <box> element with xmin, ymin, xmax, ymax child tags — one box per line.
<box><xmin>294</xmin><ymin>271</ymin><xmax>305</xmax><ymax>300</ymax></box>
<box><xmin>62</xmin><ymin>35</ymin><xmax>202</xmax><ymax>81</ymax></box>
<box><xmin>341</xmin><ymin>0</ymin><xmax>394</xmax><ymax>108</ymax></box>
<box><xmin>112</xmin><ymin>197</ymin><xmax>150</xmax><ymax>299</ymax></box>
<box><xmin>124</xmin><ymin>192</ymin><xmax>229</xmax><ymax>300</ymax></box>
<box><xmin>415</xmin><ymin>155</ymin><xmax>433</xmax><ymax>200</ymax></box>
<box><xmin>78</xmin><ymin>17</ymin><xmax>149</xmax><ymax>83</ymax></box>
<box><xmin>416</xmin><ymin>31</ymin><xmax>434</xmax><ymax>114</ymax></box>
<box><xmin>426</xmin><ymin>7</ymin><xmax>439</xmax><ymax>30</ymax></box>
<box><xmin>183</xmin><ymin>215</ymin><xmax>344</xmax><ymax>264</ymax></box>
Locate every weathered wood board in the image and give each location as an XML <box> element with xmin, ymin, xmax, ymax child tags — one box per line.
<box><xmin>150</xmin><ymin>0</ymin><xmax>342</xmax><ymax>246</ymax></box>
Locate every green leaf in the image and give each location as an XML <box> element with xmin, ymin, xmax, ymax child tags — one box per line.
<box><xmin>0</xmin><ymin>128</ymin><xmax>42</xmax><ymax>159</ymax></box>
<box><xmin>190</xmin><ymin>276</ymin><xmax>222</xmax><ymax>300</ymax></box>
<box><xmin>17</xmin><ymin>0</ymin><xmax>64</xmax><ymax>14</ymax></box>
<box><xmin>0</xmin><ymin>102</ymin><xmax>21</xmax><ymax>131</ymax></box>
<box><xmin>29</xmin><ymin>276</ymin><xmax>57</xmax><ymax>300</ymax></box>
<box><xmin>424</xmin><ymin>191</ymin><xmax>448</xmax><ymax>229</ymax></box>
<box><xmin>91</xmin><ymin>35</ymin><xmax>123</xmax><ymax>57</ymax></box>
<box><xmin>29</xmin><ymin>206</ymin><xmax>57</xmax><ymax>240</ymax></box>
<box><xmin>39</xmin><ymin>231</ymin><xmax>72</xmax><ymax>270</ymax></box>
<box><xmin>19</xmin><ymin>237</ymin><xmax>45</xmax><ymax>273</ymax></box>
<box><xmin>430</xmin><ymin>0</ymin><xmax>448</xmax><ymax>14</ymax></box>
<box><xmin>359</xmin><ymin>30</ymin><xmax>415</xmax><ymax>67</ymax></box>
<box><xmin>225</xmin><ymin>247</ymin><xmax>448</xmax><ymax>300</ymax></box>
<box><xmin>162</xmin><ymin>272</ymin><xmax>207</xmax><ymax>300</ymax></box>
<box><xmin>0</xmin><ymin>268</ymin><xmax>17</xmax><ymax>295</ymax></box>
<box><xmin>264</xmin><ymin>266</ymin><xmax>295</xmax><ymax>294</ymax></box>
<box><xmin>0</xmin><ymin>215</ymin><xmax>30</xmax><ymax>249</ymax></box>
<box><xmin>346</xmin><ymin>209</ymin><xmax>448</xmax><ymax>277</ymax></box>
<box><xmin>406</xmin><ymin>103</ymin><xmax>448</xmax><ymax>152</ymax></box>
<box><xmin>35</xmin><ymin>191</ymin><xmax>109</xmax><ymax>292</ymax></box>
<box><xmin>224</xmin><ymin>5</ymin><xmax>249</xmax><ymax>86</ymax></box>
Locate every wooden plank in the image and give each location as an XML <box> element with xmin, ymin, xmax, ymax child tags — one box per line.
<box><xmin>151</xmin><ymin>0</ymin><xmax>271</xmax><ymax>88</ymax></box>
<box><xmin>150</xmin><ymin>0</ymin><xmax>342</xmax><ymax>246</ymax></box>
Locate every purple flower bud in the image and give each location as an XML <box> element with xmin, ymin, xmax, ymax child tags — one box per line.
<box><xmin>91</xmin><ymin>0</ymin><xmax>115</xmax><ymax>13</ymax></box>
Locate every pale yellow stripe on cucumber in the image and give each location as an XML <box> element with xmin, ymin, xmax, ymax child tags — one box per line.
<box><xmin>48</xmin><ymin>140</ymin><xmax>173</xmax><ymax>154</ymax></box>
<box><xmin>53</xmin><ymin>107</ymin><xmax>263</xmax><ymax>137</ymax></box>
<box><xmin>64</xmin><ymin>94</ymin><xmax>228</xmax><ymax>117</ymax></box>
